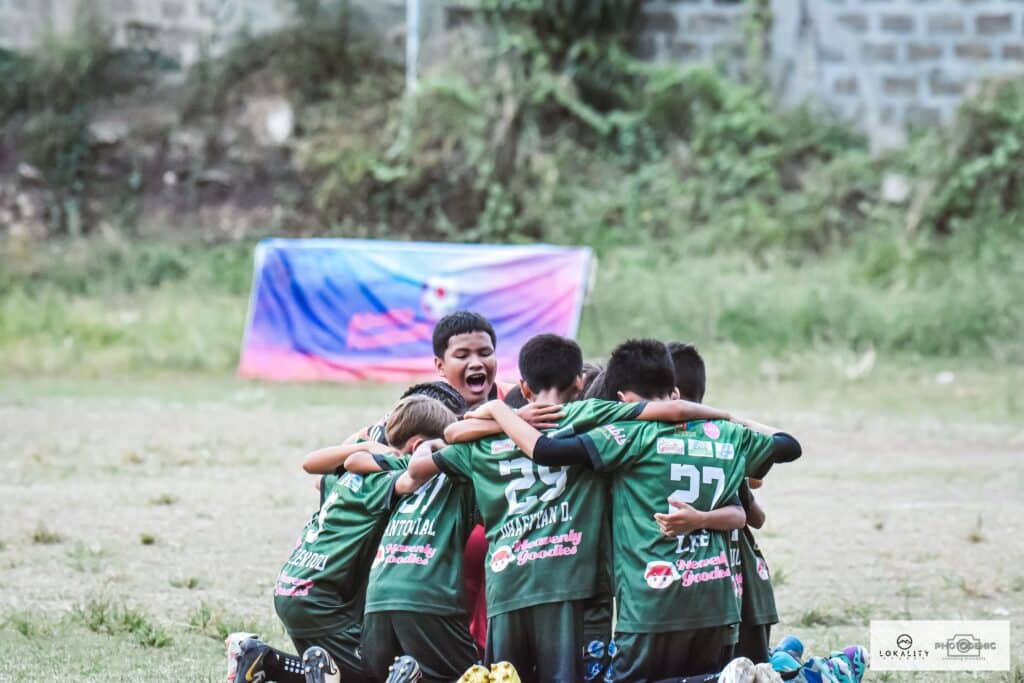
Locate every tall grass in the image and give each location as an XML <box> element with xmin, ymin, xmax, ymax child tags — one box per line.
<box><xmin>1</xmin><ymin>230</ymin><xmax>1020</xmax><ymax>377</ymax></box>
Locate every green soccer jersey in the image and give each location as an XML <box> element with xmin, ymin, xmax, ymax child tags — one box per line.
<box><xmin>434</xmin><ymin>398</ymin><xmax>645</xmax><ymax>617</ymax></box>
<box><xmin>581</xmin><ymin>419</ymin><xmax>774</xmax><ymax>633</ymax></box>
<box><xmin>739</xmin><ymin>526</ymin><xmax>778</xmax><ymax>625</ymax></box>
<box><xmin>274</xmin><ymin>455</ymin><xmax>408</xmax><ymax>636</ymax></box>
<box><xmin>364</xmin><ymin>472</ymin><xmax>475</xmax><ymax>616</ymax></box>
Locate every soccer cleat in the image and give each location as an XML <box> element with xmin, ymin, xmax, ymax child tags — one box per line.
<box><xmin>717</xmin><ymin>656</ymin><xmax>756</xmax><ymax>683</ymax></box>
<box><xmin>302</xmin><ymin>645</ymin><xmax>341</xmax><ymax>683</ymax></box>
<box><xmin>457</xmin><ymin>664</ymin><xmax>491</xmax><ymax>683</ymax></box>
<box><xmin>225</xmin><ymin>632</ymin><xmax>259</xmax><ymax>683</ymax></box>
<box><xmin>489</xmin><ymin>661</ymin><xmax>522</xmax><ymax>683</ymax></box>
<box><xmin>233</xmin><ymin>636</ymin><xmax>270</xmax><ymax>683</ymax></box>
<box><xmin>385</xmin><ymin>654</ymin><xmax>424</xmax><ymax>682</ymax></box>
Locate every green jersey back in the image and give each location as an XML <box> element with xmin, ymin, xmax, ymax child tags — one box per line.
<box><xmin>739</xmin><ymin>525</ymin><xmax>778</xmax><ymax>625</ymax></box>
<box><xmin>365</xmin><ymin>472</ymin><xmax>475</xmax><ymax>616</ymax></box>
<box><xmin>582</xmin><ymin>419</ymin><xmax>774</xmax><ymax>633</ymax></box>
<box><xmin>434</xmin><ymin>399</ymin><xmax>644</xmax><ymax>617</ymax></box>
<box><xmin>274</xmin><ymin>455</ymin><xmax>408</xmax><ymax>636</ymax></box>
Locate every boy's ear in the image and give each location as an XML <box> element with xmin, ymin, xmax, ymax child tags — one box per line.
<box><xmin>405</xmin><ymin>435</ymin><xmax>425</xmax><ymax>454</ymax></box>
<box><xmin>616</xmin><ymin>390</ymin><xmax>627</xmax><ymax>402</ymax></box>
<box><xmin>572</xmin><ymin>375</ymin><xmax>585</xmax><ymax>397</ymax></box>
<box><xmin>671</xmin><ymin>387</ymin><xmax>680</xmax><ymax>400</ymax></box>
<box><xmin>434</xmin><ymin>356</ymin><xmax>445</xmax><ymax>377</ymax></box>
<box><xmin>518</xmin><ymin>378</ymin><xmax>534</xmax><ymax>401</ymax></box>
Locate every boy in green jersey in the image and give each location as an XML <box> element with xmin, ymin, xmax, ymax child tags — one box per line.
<box><xmin>234</xmin><ymin>396</ymin><xmax>457</xmax><ymax>683</ymax></box>
<box><xmin>343</xmin><ymin>415</ymin><xmax>480</xmax><ymax>681</ymax></box>
<box><xmin>472</xmin><ymin>339</ymin><xmax>801</xmax><ymax>683</ymax></box>
<box><xmin>656</xmin><ymin>343</ymin><xmax>779</xmax><ymax>665</ymax></box>
<box><xmin>398</xmin><ymin>334</ymin><xmax>734</xmax><ymax>683</ymax></box>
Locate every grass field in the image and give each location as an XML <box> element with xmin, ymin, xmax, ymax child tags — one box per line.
<box><xmin>1</xmin><ymin>357</ymin><xmax>1022</xmax><ymax>681</ymax></box>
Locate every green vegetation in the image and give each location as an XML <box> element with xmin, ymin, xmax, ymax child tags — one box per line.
<box><xmin>72</xmin><ymin>597</ymin><xmax>172</xmax><ymax>648</ymax></box>
<box><xmin>187</xmin><ymin>602</ymin><xmax>263</xmax><ymax>642</ymax></box>
<box><xmin>30</xmin><ymin>524</ymin><xmax>62</xmax><ymax>545</ymax></box>
<box><xmin>0</xmin><ymin>1</ymin><xmax>1021</xmax><ymax>372</ymax></box>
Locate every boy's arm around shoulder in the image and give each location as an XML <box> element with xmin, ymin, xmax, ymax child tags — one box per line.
<box><xmin>445</xmin><ymin>403</ymin><xmax>565</xmax><ymax>443</ymax></box>
<box><xmin>302</xmin><ymin>441</ymin><xmax>398</xmax><ymax>475</ymax></box>
<box><xmin>394</xmin><ymin>438</ymin><xmax>446</xmax><ymax>495</ymax></box>
<box><xmin>637</xmin><ymin>399</ymin><xmax>732</xmax><ymax>423</ymax></box>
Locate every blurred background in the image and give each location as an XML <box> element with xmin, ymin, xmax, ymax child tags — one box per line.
<box><xmin>2</xmin><ymin>3</ymin><xmax>1023</xmax><ymax>680</ymax></box>
<box><xmin>1</xmin><ymin>0</ymin><xmax>1021</xmax><ymax>374</ymax></box>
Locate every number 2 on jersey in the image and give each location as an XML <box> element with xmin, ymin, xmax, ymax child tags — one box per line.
<box><xmin>668</xmin><ymin>464</ymin><xmax>726</xmax><ymax>510</ymax></box>
<box><xmin>499</xmin><ymin>457</ymin><xmax>567</xmax><ymax>515</ymax></box>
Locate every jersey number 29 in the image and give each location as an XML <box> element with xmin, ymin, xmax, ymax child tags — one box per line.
<box><xmin>499</xmin><ymin>457</ymin><xmax>567</xmax><ymax>515</ymax></box>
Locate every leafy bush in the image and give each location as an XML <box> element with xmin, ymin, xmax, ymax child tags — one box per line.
<box><xmin>922</xmin><ymin>78</ymin><xmax>1024</xmax><ymax>234</ymax></box>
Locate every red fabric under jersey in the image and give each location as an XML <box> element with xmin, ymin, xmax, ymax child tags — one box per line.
<box><xmin>463</xmin><ymin>523</ymin><xmax>489</xmax><ymax>648</ymax></box>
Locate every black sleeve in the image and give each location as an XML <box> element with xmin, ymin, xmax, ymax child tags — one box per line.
<box><xmin>432</xmin><ymin>451</ymin><xmax>457</xmax><ymax>476</ymax></box>
<box><xmin>626</xmin><ymin>400</ymin><xmax>648</xmax><ymax>419</ymax></box>
<box><xmin>533</xmin><ymin>435</ymin><xmax>595</xmax><ymax>467</ymax></box>
<box><xmin>748</xmin><ymin>432</ymin><xmax>802</xmax><ymax>479</ymax></box>
<box><xmin>770</xmin><ymin>432</ymin><xmax>801</xmax><ymax>463</ymax></box>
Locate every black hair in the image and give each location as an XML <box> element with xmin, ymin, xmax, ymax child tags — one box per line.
<box><xmin>400</xmin><ymin>381</ymin><xmax>469</xmax><ymax>417</ymax></box>
<box><xmin>603</xmin><ymin>338</ymin><xmax>676</xmax><ymax>400</ymax></box>
<box><xmin>583</xmin><ymin>369</ymin><xmax>611</xmax><ymax>400</ymax></box>
<box><xmin>667</xmin><ymin>341</ymin><xmax>706</xmax><ymax>403</ymax></box>
<box><xmin>502</xmin><ymin>385</ymin><xmax>529</xmax><ymax>409</ymax></box>
<box><xmin>432</xmin><ymin>311</ymin><xmax>496</xmax><ymax>358</ymax></box>
<box><xmin>518</xmin><ymin>334</ymin><xmax>583</xmax><ymax>394</ymax></box>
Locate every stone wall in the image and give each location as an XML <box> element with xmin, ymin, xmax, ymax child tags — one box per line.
<box><xmin>3</xmin><ymin>0</ymin><xmax>1024</xmax><ymax>132</ymax></box>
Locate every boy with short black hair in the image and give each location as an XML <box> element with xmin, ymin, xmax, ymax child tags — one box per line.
<box><xmin>233</xmin><ymin>396</ymin><xmax>456</xmax><ymax>683</ymax></box>
<box><xmin>475</xmin><ymin>339</ymin><xmax>800</xmax><ymax>682</ymax></box>
<box><xmin>431</xmin><ymin>310</ymin><xmax>502</xmax><ymax>409</ymax></box>
<box><xmin>399</xmin><ymin>334</ymin><xmax>733</xmax><ymax>682</ymax></box>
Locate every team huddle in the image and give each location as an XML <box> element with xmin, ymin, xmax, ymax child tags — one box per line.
<box><xmin>226</xmin><ymin>311</ymin><xmax>812</xmax><ymax>683</ymax></box>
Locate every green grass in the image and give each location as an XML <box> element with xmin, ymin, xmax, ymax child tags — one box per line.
<box><xmin>149</xmin><ymin>493</ymin><xmax>178</xmax><ymax>506</ymax></box>
<box><xmin>187</xmin><ymin>602</ymin><xmax>264</xmax><ymax>642</ymax></box>
<box><xmin>30</xmin><ymin>523</ymin><xmax>62</xmax><ymax>545</ymax></box>
<box><xmin>1</xmin><ymin>232</ymin><xmax>1021</xmax><ymax>381</ymax></box>
<box><xmin>72</xmin><ymin>597</ymin><xmax>173</xmax><ymax>648</ymax></box>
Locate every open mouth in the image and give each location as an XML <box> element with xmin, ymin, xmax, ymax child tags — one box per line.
<box><xmin>465</xmin><ymin>372</ymin><xmax>489</xmax><ymax>393</ymax></box>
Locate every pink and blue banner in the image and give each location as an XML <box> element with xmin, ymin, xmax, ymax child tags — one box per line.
<box><xmin>238</xmin><ymin>238</ymin><xmax>594</xmax><ymax>382</ymax></box>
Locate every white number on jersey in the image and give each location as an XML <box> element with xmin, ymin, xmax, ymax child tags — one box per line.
<box><xmin>499</xmin><ymin>456</ymin><xmax>568</xmax><ymax>515</ymax></box>
<box><xmin>398</xmin><ymin>474</ymin><xmax>447</xmax><ymax>515</ymax></box>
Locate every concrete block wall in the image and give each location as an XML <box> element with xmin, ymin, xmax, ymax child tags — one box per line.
<box><xmin>2</xmin><ymin>1</ymin><xmax>1024</xmax><ymax>129</ymax></box>
<box><xmin>0</xmin><ymin>0</ymin><xmax>292</xmax><ymax>66</ymax></box>
<box><xmin>638</xmin><ymin>0</ymin><xmax>1024</xmax><ymax>128</ymax></box>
